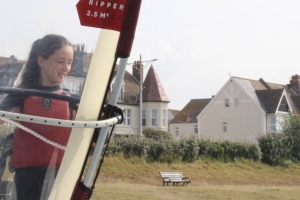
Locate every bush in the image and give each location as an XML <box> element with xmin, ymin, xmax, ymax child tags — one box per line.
<box><xmin>221</xmin><ymin>141</ymin><xmax>260</xmax><ymax>162</ymax></box>
<box><xmin>106</xmin><ymin>134</ymin><xmax>261</xmax><ymax>165</ymax></box>
<box><xmin>147</xmin><ymin>138</ymin><xmax>181</xmax><ymax>163</ymax></box>
<box><xmin>257</xmin><ymin>114</ymin><xmax>300</xmax><ymax>165</ymax></box>
<box><xmin>179</xmin><ymin>137</ymin><xmax>199</xmax><ymax>163</ymax></box>
<box><xmin>258</xmin><ymin>133</ymin><xmax>292</xmax><ymax>166</ymax></box>
<box><xmin>198</xmin><ymin>140</ymin><xmax>224</xmax><ymax>160</ymax></box>
<box><xmin>142</xmin><ymin>128</ymin><xmax>173</xmax><ymax>141</ymax></box>
<box><xmin>119</xmin><ymin>136</ymin><xmax>148</xmax><ymax>158</ymax></box>
<box><xmin>198</xmin><ymin>140</ymin><xmax>260</xmax><ymax>162</ymax></box>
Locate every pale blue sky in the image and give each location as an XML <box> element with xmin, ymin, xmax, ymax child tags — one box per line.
<box><xmin>1</xmin><ymin>0</ymin><xmax>300</xmax><ymax>109</ymax></box>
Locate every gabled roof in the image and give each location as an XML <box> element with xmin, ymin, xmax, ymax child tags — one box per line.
<box><xmin>170</xmin><ymin>98</ymin><xmax>211</xmax><ymax>123</ymax></box>
<box><xmin>255</xmin><ymin>89</ymin><xmax>284</xmax><ymax>113</ymax></box>
<box><xmin>232</xmin><ymin>76</ymin><xmax>293</xmax><ymax>114</ymax></box>
<box><xmin>142</xmin><ymin>66</ymin><xmax>169</xmax><ymax>102</ymax></box>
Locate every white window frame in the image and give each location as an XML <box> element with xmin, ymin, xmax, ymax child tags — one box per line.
<box><xmin>142</xmin><ymin>109</ymin><xmax>146</xmax><ymax>127</ymax></box>
<box><xmin>123</xmin><ymin>109</ymin><xmax>132</xmax><ymax>126</ymax></box>
<box><xmin>175</xmin><ymin>127</ymin><xmax>179</xmax><ymax>138</ymax></box>
<box><xmin>222</xmin><ymin>122</ymin><xmax>227</xmax><ymax>133</ymax></box>
<box><xmin>194</xmin><ymin>124</ymin><xmax>198</xmax><ymax>134</ymax></box>
<box><xmin>225</xmin><ymin>98</ymin><xmax>229</xmax><ymax>107</ymax></box>
<box><xmin>270</xmin><ymin>116</ymin><xmax>276</xmax><ymax>132</ymax></box>
<box><xmin>151</xmin><ymin>109</ymin><xmax>158</xmax><ymax>127</ymax></box>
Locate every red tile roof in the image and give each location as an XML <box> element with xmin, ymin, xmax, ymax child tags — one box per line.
<box><xmin>142</xmin><ymin>66</ymin><xmax>169</xmax><ymax>102</ymax></box>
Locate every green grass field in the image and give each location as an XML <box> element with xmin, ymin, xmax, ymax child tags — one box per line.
<box><xmin>89</xmin><ymin>156</ymin><xmax>300</xmax><ymax>200</ymax></box>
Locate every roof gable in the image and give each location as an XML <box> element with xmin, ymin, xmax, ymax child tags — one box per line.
<box><xmin>255</xmin><ymin>89</ymin><xmax>284</xmax><ymax>113</ymax></box>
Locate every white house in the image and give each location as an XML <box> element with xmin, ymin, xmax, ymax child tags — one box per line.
<box><xmin>112</xmin><ymin>64</ymin><xmax>170</xmax><ymax>135</ymax></box>
<box><xmin>197</xmin><ymin>76</ymin><xmax>295</xmax><ymax>142</ymax></box>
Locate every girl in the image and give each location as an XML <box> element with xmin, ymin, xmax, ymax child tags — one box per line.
<box><xmin>0</xmin><ymin>34</ymin><xmax>75</xmax><ymax>200</ymax></box>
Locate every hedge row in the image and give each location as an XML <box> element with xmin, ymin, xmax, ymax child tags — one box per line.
<box><xmin>106</xmin><ymin>130</ymin><xmax>260</xmax><ymax>163</ymax></box>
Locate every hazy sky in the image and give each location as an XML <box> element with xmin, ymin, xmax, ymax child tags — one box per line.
<box><xmin>1</xmin><ymin>0</ymin><xmax>300</xmax><ymax>110</ymax></box>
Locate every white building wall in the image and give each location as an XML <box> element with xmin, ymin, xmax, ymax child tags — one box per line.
<box><xmin>113</xmin><ymin>105</ymin><xmax>139</xmax><ymax>135</ymax></box>
<box><xmin>169</xmin><ymin>123</ymin><xmax>198</xmax><ymax>138</ymax></box>
<box><xmin>198</xmin><ymin>79</ymin><xmax>266</xmax><ymax>142</ymax></box>
<box><xmin>112</xmin><ymin>102</ymin><xmax>168</xmax><ymax>135</ymax></box>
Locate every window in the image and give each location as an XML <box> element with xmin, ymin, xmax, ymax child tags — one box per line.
<box><xmin>225</xmin><ymin>98</ymin><xmax>229</xmax><ymax>107</ymax></box>
<box><xmin>175</xmin><ymin>127</ymin><xmax>179</xmax><ymax>137</ymax></box>
<box><xmin>151</xmin><ymin>109</ymin><xmax>158</xmax><ymax>126</ymax></box>
<box><xmin>270</xmin><ymin>117</ymin><xmax>276</xmax><ymax>132</ymax></box>
<box><xmin>194</xmin><ymin>124</ymin><xmax>198</xmax><ymax>134</ymax></box>
<box><xmin>162</xmin><ymin>110</ymin><xmax>166</xmax><ymax>127</ymax></box>
<box><xmin>123</xmin><ymin>109</ymin><xmax>131</xmax><ymax>126</ymax></box>
<box><xmin>222</xmin><ymin>122</ymin><xmax>227</xmax><ymax>133</ymax></box>
<box><xmin>142</xmin><ymin>109</ymin><xmax>146</xmax><ymax>126</ymax></box>
<box><xmin>234</xmin><ymin>98</ymin><xmax>239</xmax><ymax>107</ymax></box>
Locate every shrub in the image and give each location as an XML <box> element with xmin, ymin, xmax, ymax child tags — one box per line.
<box><xmin>258</xmin><ymin>133</ymin><xmax>291</xmax><ymax>166</ymax></box>
<box><xmin>142</xmin><ymin>128</ymin><xmax>173</xmax><ymax>141</ymax></box>
<box><xmin>221</xmin><ymin>141</ymin><xmax>260</xmax><ymax>162</ymax></box>
<box><xmin>179</xmin><ymin>137</ymin><xmax>199</xmax><ymax>163</ymax></box>
<box><xmin>119</xmin><ymin>136</ymin><xmax>148</xmax><ymax>158</ymax></box>
<box><xmin>147</xmin><ymin>138</ymin><xmax>180</xmax><ymax>163</ymax></box>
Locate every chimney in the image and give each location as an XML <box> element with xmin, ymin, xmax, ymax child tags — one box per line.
<box><xmin>132</xmin><ymin>61</ymin><xmax>142</xmax><ymax>83</ymax></box>
<box><xmin>290</xmin><ymin>74</ymin><xmax>300</xmax><ymax>95</ymax></box>
<box><xmin>9</xmin><ymin>55</ymin><xmax>18</xmax><ymax>64</ymax></box>
<box><xmin>181</xmin><ymin>113</ymin><xmax>188</xmax><ymax>122</ymax></box>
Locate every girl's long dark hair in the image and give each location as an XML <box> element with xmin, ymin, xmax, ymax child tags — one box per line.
<box><xmin>18</xmin><ymin>34</ymin><xmax>72</xmax><ymax>89</ymax></box>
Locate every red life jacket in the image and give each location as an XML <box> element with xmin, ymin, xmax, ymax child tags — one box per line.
<box><xmin>10</xmin><ymin>96</ymin><xmax>71</xmax><ymax>169</ymax></box>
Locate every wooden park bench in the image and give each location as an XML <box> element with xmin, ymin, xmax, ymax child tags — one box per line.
<box><xmin>159</xmin><ymin>172</ymin><xmax>192</xmax><ymax>186</ymax></box>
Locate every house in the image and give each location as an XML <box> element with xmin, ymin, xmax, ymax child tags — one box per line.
<box><xmin>112</xmin><ymin>63</ymin><xmax>170</xmax><ymax>135</ymax></box>
<box><xmin>168</xmin><ymin>109</ymin><xmax>180</xmax><ymax>131</ymax></box>
<box><xmin>169</xmin><ymin>98</ymin><xmax>211</xmax><ymax>138</ymax></box>
<box><xmin>197</xmin><ymin>76</ymin><xmax>295</xmax><ymax>142</ymax></box>
<box><xmin>168</xmin><ymin>109</ymin><xmax>180</xmax><ymax>123</ymax></box>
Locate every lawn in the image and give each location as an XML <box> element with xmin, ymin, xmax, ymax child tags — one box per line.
<box><xmin>88</xmin><ymin>156</ymin><xmax>300</xmax><ymax>200</ymax></box>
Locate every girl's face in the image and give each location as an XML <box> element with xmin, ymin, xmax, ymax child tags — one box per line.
<box><xmin>38</xmin><ymin>45</ymin><xmax>73</xmax><ymax>86</ymax></box>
